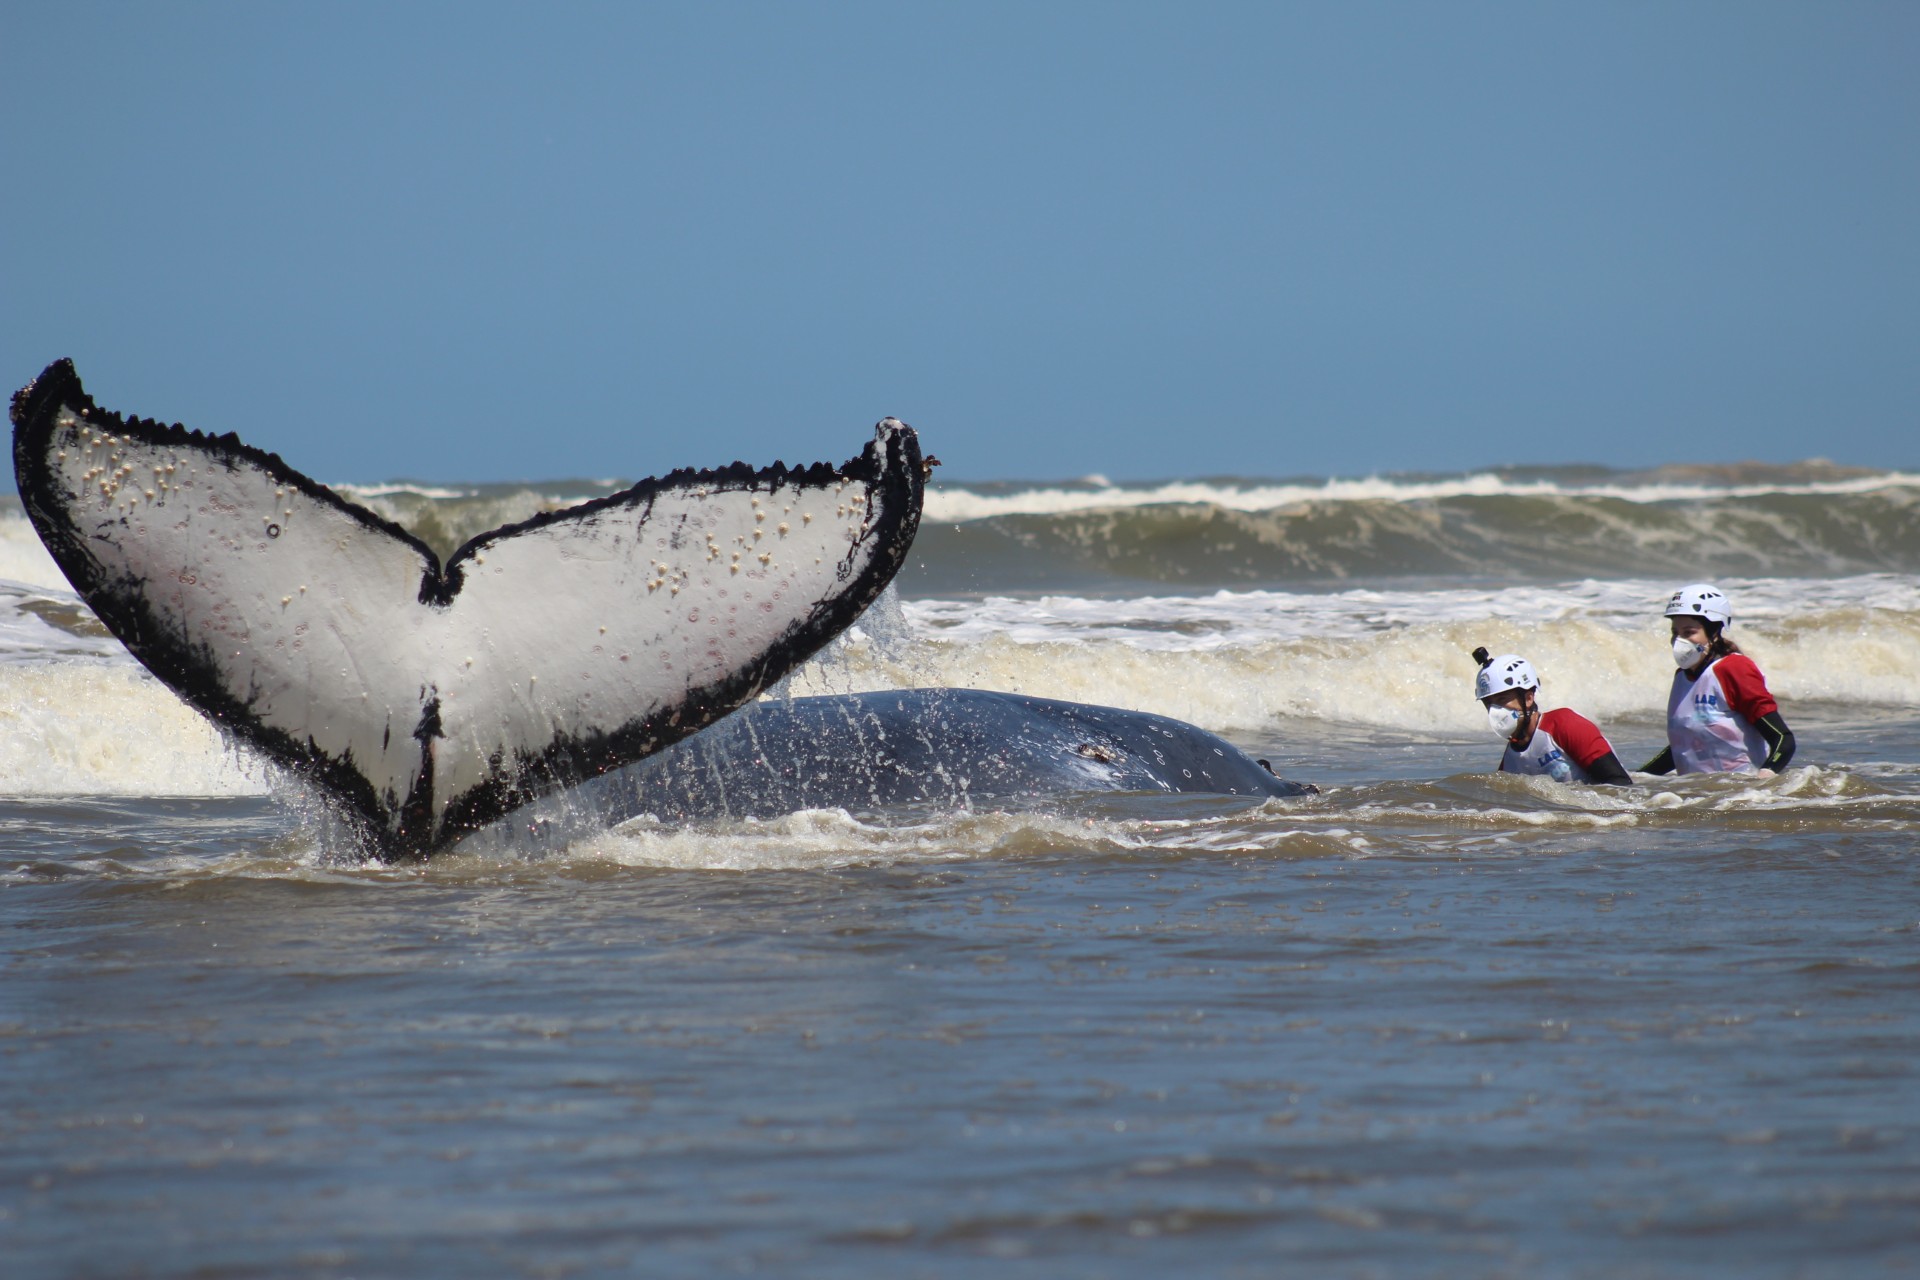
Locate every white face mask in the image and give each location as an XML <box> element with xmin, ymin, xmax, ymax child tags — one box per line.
<box><xmin>1487</xmin><ymin>704</ymin><xmax>1524</xmax><ymax>738</ymax></box>
<box><xmin>1672</xmin><ymin>636</ymin><xmax>1709</xmax><ymax>669</ymax></box>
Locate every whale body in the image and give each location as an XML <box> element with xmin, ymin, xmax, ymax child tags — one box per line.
<box><xmin>606</xmin><ymin>687</ymin><xmax>1312</xmax><ymax>820</ymax></box>
<box><xmin>11</xmin><ymin>359</ymin><xmax>926</xmax><ymax>859</ymax></box>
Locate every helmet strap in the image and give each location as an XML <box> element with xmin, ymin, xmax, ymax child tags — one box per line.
<box><xmin>1510</xmin><ymin>691</ymin><xmax>1539</xmax><ymax>744</ymax></box>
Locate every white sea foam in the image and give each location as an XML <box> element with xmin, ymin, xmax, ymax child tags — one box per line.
<box><xmin>6</xmin><ymin>553</ymin><xmax>1915</xmax><ymax>763</ymax></box>
<box><xmin>0</xmin><ymin>582</ymin><xmax>126</xmax><ymax>663</ymax></box>
<box><xmin>902</xmin><ymin>576</ymin><xmax>1920</xmax><ymax>650</ymax></box>
<box><xmin>778</xmin><ymin>576</ymin><xmax>1920</xmax><ymax>734</ymax></box>
<box><xmin>0</xmin><ymin>517</ymin><xmax>68</xmax><ymax>591</ymax></box>
<box><xmin>330</xmin><ymin>482</ymin><xmax>482</xmax><ymax>501</ymax></box>
<box><xmin>0</xmin><ymin>663</ymin><xmax>269</xmax><ymax>797</ymax></box>
<box><xmin>533</xmin><ymin>805</ymin><xmax>1358</xmax><ymax>871</ymax></box>
<box><xmin>923</xmin><ymin>470</ymin><xmax>1920</xmax><ymax>522</ymax></box>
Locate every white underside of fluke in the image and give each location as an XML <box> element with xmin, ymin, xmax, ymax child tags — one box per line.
<box><xmin>12</xmin><ymin>361</ymin><xmax>923</xmax><ymax>857</ymax></box>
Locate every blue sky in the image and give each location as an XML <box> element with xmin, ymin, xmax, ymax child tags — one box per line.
<box><xmin>4</xmin><ymin>2</ymin><xmax>1914</xmax><ymax>484</ymax></box>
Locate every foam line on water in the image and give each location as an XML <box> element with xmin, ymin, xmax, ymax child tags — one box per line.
<box><xmin>4</xmin><ymin>758</ymin><xmax>1907</xmax><ymax>877</ymax></box>
<box><xmin>923</xmin><ymin>470</ymin><xmax>1920</xmax><ymax>522</ymax></box>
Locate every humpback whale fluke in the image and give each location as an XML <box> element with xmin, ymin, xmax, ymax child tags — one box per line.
<box><xmin>11</xmin><ymin>359</ymin><xmax>925</xmax><ymax>859</ymax></box>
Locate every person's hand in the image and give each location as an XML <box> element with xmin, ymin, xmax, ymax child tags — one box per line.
<box><xmin>1753</xmin><ymin>768</ymin><xmax>1777</xmax><ymax>779</ymax></box>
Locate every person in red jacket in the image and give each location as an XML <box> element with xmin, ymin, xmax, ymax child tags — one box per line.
<box><xmin>1471</xmin><ymin>648</ymin><xmax>1632</xmax><ymax>785</ymax></box>
<box><xmin>1641</xmin><ymin>583</ymin><xmax>1795</xmax><ymax>776</ymax></box>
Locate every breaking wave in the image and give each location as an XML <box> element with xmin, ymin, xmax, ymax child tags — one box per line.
<box><xmin>11</xmin><ymin>459</ymin><xmax>1920</xmax><ymax>592</ymax></box>
<box><xmin>6</xmin><ymin>456</ymin><xmax>1917</xmax><ymax>802</ymax></box>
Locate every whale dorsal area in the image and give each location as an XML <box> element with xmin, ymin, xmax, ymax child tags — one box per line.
<box><xmin>610</xmin><ymin>687</ymin><xmax>1315</xmax><ymax>821</ymax></box>
<box><xmin>10</xmin><ymin>359</ymin><xmax>924</xmax><ymax>859</ymax></box>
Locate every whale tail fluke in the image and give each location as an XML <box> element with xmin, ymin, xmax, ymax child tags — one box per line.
<box><xmin>11</xmin><ymin>359</ymin><xmax>925</xmax><ymax>859</ymax></box>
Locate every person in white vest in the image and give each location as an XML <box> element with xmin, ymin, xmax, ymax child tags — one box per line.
<box><xmin>1471</xmin><ymin>648</ymin><xmax>1631</xmax><ymax>785</ymax></box>
<box><xmin>1641</xmin><ymin>583</ymin><xmax>1796</xmax><ymax>776</ymax></box>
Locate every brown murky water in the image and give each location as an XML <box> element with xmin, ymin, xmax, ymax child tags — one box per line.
<box><xmin>6</xmin><ymin>707</ymin><xmax>1916</xmax><ymax>1278</ymax></box>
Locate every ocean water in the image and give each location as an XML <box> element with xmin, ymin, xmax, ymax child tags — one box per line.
<box><xmin>4</xmin><ymin>464</ymin><xmax>1917</xmax><ymax>1278</ymax></box>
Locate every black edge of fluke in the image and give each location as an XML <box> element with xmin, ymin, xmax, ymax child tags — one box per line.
<box><xmin>10</xmin><ymin>359</ymin><xmax>928</xmax><ymax>861</ymax></box>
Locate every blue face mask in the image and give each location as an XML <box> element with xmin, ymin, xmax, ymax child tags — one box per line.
<box><xmin>1673</xmin><ymin>636</ymin><xmax>1709</xmax><ymax>669</ymax></box>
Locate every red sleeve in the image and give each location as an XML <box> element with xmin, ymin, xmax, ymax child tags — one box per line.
<box><xmin>1713</xmin><ymin>655</ymin><xmax>1778</xmax><ymax>722</ymax></box>
<box><xmin>1540</xmin><ymin>708</ymin><xmax>1614</xmax><ymax>769</ymax></box>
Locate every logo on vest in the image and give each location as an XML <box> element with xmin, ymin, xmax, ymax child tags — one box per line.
<box><xmin>1543</xmin><ymin>749</ymin><xmax>1572</xmax><ymax>783</ymax></box>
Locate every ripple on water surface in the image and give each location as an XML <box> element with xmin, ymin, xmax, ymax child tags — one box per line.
<box><xmin>3</xmin><ymin>715</ymin><xmax>1918</xmax><ymax>1276</ymax></box>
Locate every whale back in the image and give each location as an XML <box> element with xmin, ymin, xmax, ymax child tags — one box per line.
<box><xmin>609</xmin><ymin>687</ymin><xmax>1311</xmax><ymax>820</ymax></box>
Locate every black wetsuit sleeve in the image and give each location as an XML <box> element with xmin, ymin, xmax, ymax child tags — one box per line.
<box><xmin>1584</xmin><ymin>751</ymin><xmax>1632</xmax><ymax>786</ymax></box>
<box><xmin>1640</xmin><ymin>746</ymin><xmax>1675</xmax><ymax>776</ymax></box>
<box><xmin>1754</xmin><ymin>711</ymin><xmax>1796</xmax><ymax>771</ymax></box>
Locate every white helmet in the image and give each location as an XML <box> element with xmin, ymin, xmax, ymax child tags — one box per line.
<box><xmin>1663</xmin><ymin>583</ymin><xmax>1732</xmax><ymax>627</ymax></box>
<box><xmin>1472</xmin><ymin>650</ymin><xmax>1539</xmax><ymax>701</ymax></box>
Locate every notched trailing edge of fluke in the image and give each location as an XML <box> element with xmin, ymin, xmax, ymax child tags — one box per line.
<box><xmin>10</xmin><ymin>357</ymin><xmax>927</xmax><ymax>861</ymax></box>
